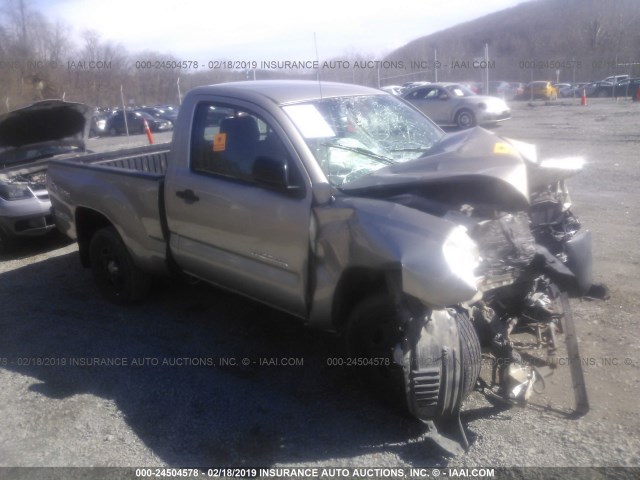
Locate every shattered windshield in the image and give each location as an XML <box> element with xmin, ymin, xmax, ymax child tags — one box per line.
<box><xmin>283</xmin><ymin>94</ymin><xmax>444</xmax><ymax>187</ymax></box>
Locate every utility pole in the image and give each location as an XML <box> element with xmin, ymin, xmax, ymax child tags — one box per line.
<box><xmin>485</xmin><ymin>43</ymin><xmax>489</xmax><ymax>96</ymax></box>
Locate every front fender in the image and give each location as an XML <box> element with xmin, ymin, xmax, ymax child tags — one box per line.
<box><xmin>307</xmin><ymin>196</ymin><xmax>478</xmax><ymax>329</ymax></box>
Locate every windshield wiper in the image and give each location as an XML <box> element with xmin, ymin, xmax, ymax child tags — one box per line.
<box><xmin>389</xmin><ymin>147</ymin><xmax>432</xmax><ymax>153</ymax></box>
<box><xmin>321</xmin><ymin>142</ymin><xmax>395</xmax><ymax>165</ymax></box>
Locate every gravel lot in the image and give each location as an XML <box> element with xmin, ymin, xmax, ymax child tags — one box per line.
<box><xmin>1</xmin><ymin>99</ymin><xmax>639</xmax><ymax>472</ymax></box>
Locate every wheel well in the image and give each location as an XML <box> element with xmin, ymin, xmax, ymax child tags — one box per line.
<box><xmin>456</xmin><ymin>108</ymin><xmax>473</xmax><ymax>118</ymax></box>
<box><xmin>75</xmin><ymin>208</ymin><xmax>114</xmax><ymax>267</ymax></box>
<box><xmin>331</xmin><ymin>268</ymin><xmax>389</xmax><ymax>332</ymax></box>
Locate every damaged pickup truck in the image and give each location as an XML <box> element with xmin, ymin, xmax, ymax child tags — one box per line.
<box><xmin>47</xmin><ymin>81</ymin><xmax>602</xmax><ymax>452</ymax></box>
<box><xmin>0</xmin><ymin>100</ymin><xmax>91</xmax><ymax>252</ymax></box>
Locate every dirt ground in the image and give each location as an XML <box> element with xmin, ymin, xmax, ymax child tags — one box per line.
<box><xmin>0</xmin><ymin>98</ymin><xmax>638</xmax><ymax>471</ymax></box>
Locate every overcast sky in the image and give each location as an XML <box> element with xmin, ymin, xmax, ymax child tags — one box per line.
<box><xmin>37</xmin><ymin>0</ymin><xmax>527</xmax><ymax>61</ymax></box>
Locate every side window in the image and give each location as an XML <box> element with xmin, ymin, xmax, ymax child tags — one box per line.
<box><xmin>407</xmin><ymin>88</ymin><xmax>429</xmax><ymax>100</ymax></box>
<box><xmin>425</xmin><ymin>88</ymin><xmax>440</xmax><ymax>99</ymax></box>
<box><xmin>190</xmin><ymin>102</ymin><xmax>292</xmax><ymax>182</ymax></box>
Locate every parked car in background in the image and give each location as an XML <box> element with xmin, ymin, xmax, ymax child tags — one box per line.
<box><xmin>105</xmin><ymin>110</ymin><xmax>173</xmax><ymax>135</ymax></box>
<box><xmin>459</xmin><ymin>82</ymin><xmax>481</xmax><ymax>94</ymax></box>
<box><xmin>485</xmin><ymin>81</ymin><xmax>513</xmax><ymax>98</ymax></box>
<box><xmin>613</xmin><ymin>78</ymin><xmax>640</xmax><ymax>98</ymax></box>
<box><xmin>603</xmin><ymin>74</ymin><xmax>629</xmax><ymax>84</ymax></box>
<box><xmin>0</xmin><ymin>100</ymin><xmax>90</xmax><ymax>252</ymax></box>
<box><xmin>402</xmin><ymin>81</ymin><xmax>430</xmax><ymax>90</ymax></box>
<box><xmin>89</xmin><ymin>113</ymin><xmax>107</xmax><ymax>137</ymax></box>
<box><xmin>509</xmin><ymin>82</ymin><xmax>525</xmax><ymax>98</ymax></box>
<box><xmin>559</xmin><ymin>82</ymin><xmax>587</xmax><ymax>97</ymax></box>
<box><xmin>402</xmin><ymin>82</ymin><xmax>510</xmax><ymax>129</ymax></box>
<box><xmin>552</xmin><ymin>83</ymin><xmax>571</xmax><ymax>94</ymax></box>
<box><xmin>584</xmin><ymin>81</ymin><xmax>614</xmax><ymax>98</ymax></box>
<box><xmin>137</xmin><ymin>106</ymin><xmax>179</xmax><ymax>125</ymax></box>
<box><xmin>154</xmin><ymin>104</ymin><xmax>179</xmax><ymax>113</ymax></box>
<box><xmin>519</xmin><ymin>81</ymin><xmax>558</xmax><ymax>100</ymax></box>
<box><xmin>380</xmin><ymin>85</ymin><xmax>403</xmax><ymax>96</ymax></box>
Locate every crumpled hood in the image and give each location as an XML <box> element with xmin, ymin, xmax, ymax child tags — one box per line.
<box><xmin>340</xmin><ymin>127</ymin><xmax>531</xmax><ymax>210</ymax></box>
<box><xmin>0</xmin><ymin>100</ymin><xmax>91</xmax><ymax>166</ymax></box>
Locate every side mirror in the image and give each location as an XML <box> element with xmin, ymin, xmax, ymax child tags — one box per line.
<box><xmin>438</xmin><ymin>93</ymin><xmax>449</xmax><ymax>100</ymax></box>
<box><xmin>252</xmin><ymin>155</ymin><xmax>303</xmax><ymax>197</ymax></box>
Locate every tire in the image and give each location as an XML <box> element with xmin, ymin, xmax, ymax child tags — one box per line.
<box><xmin>597</xmin><ymin>90</ymin><xmax>608</xmax><ymax>98</ymax></box>
<box><xmin>455</xmin><ymin>311</ymin><xmax>482</xmax><ymax>397</ymax></box>
<box><xmin>455</xmin><ymin>109</ymin><xmax>476</xmax><ymax>129</ymax></box>
<box><xmin>89</xmin><ymin>226</ymin><xmax>151</xmax><ymax>304</ymax></box>
<box><xmin>404</xmin><ymin>308</ymin><xmax>481</xmax><ymax>423</ymax></box>
<box><xmin>109</xmin><ymin>127</ymin><xmax>118</xmax><ymax>136</ymax></box>
<box><xmin>345</xmin><ymin>294</ymin><xmax>405</xmax><ymax>402</ymax></box>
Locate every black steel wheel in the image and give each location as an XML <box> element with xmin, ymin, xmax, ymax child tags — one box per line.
<box><xmin>89</xmin><ymin>226</ymin><xmax>151</xmax><ymax>304</ymax></box>
<box><xmin>345</xmin><ymin>294</ymin><xmax>405</xmax><ymax>402</ymax></box>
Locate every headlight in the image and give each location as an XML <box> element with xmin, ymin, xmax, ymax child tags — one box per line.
<box><xmin>486</xmin><ymin>99</ymin><xmax>508</xmax><ymax>113</ymax></box>
<box><xmin>0</xmin><ymin>183</ymin><xmax>34</xmax><ymax>201</ymax></box>
<box><xmin>443</xmin><ymin>225</ymin><xmax>481</xmax><ymax>290</ymax></box>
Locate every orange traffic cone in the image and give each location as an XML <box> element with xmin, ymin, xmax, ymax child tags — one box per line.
<box><xmin>581</xmin><ymin>89</ymin><xmax>587</xmax><ymax>106</ymax></box>
<box><xmin>636</xmin><ymin>86</ymin><xmax>640</xmax><ymax>103</ymax></box>
<box><xmin>143</xmin><ymin>119</ymin><xmax>154</xmax><ymax>144</ymax></box>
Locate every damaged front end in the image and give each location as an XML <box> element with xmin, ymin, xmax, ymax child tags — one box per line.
<box><xmin>286</xmin><ymin>93</ymin><xmax>600</xmax><ymax>452</ymax></box>
<box><xmin>333</xmin><ymin>131</ymin><xmax>598</xmax><ymax>449</ymax></box>
<box><xmin>465</xmin><ymin>144</ymin><xmax>599</xmax><ymax>415</ymax></box>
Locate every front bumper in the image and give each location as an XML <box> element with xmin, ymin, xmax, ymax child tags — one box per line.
<box><xmin>0</xmin><ymin>198</ymin><xmax>56</xmax><ymax>238</ymax></box>
<box><xmin>478</xmin><ymin>110</ymin><xmax>511</xmax><ymax>124</ymax></box>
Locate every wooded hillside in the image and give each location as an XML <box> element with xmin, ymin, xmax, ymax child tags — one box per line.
<box><xmin>383</xmin><ymin>0</ymin><xmax>640</xmax><ymax>85</ymax></box>
<box><xmin>1</xmin><ymin>0</ymin><xmax>638</xmax><ymax>110</ymax></box>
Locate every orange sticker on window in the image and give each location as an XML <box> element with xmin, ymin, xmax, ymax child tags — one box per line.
<box><xmin>213</xmin><ymin>133</ymin><xmax>226</xmax><ymax>152</ymax></box>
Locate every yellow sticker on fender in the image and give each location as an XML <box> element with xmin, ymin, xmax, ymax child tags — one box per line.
<box><xmin>493</xmin><ymin>142</ymin><xmax>515</xmax><ymax>155</ymax></box>
<box><xmin>213</xmin><ymin>133</ymin><xmax>226</xmax><ymax>152</ymax></box>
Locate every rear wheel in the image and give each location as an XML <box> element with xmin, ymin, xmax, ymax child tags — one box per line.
<box><xmin>89</xmin><ymin>226</ymin><xmax>151</xmax><ymax>304</ymax></box>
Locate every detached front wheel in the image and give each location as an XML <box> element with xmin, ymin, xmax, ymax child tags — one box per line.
<box><xmin>89</xmin><ymin>226</ymin><xmax>151</xmax><ymax>304</ymax></box>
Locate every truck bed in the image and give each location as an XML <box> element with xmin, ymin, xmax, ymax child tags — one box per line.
<box><xmin>47</xmin><ymin>142</ymin><xmax>172</xmax><ymax>275</ymax></box>
<box><xmin>67</xmin><ymin>143</ymin><xmax>170</xmax><ymax>175</ymax></box>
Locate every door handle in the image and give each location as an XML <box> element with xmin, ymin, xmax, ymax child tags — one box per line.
<box><xmin>176</xmin><ymin>189</ymin><xmax>200</xmax><ymax>203</ymax></box>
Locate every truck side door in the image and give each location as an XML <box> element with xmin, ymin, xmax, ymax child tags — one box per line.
<box><xmin>165</xmin><ymin>100</ymin><xmax>312</xmax><ymax>318</ymax></box>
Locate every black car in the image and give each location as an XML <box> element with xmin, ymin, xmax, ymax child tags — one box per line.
<box><xmin>105</xmin><ymin>110</ymin><xmax>173</xmax><ymax>135</ymax></box>
<box><xmin>613</xmin><ymin>78</ymin><xmax>640</xmax><ymax>98</ymax></box>
<box><xmin>136</xmin><ymin>107</ymin><xmax>178</xmax><ymax>125</ymax></box>
<box><xmin>585</xmin><ymin>81</ymin><xmax>614</xmax><ymax>98</ymax></box>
